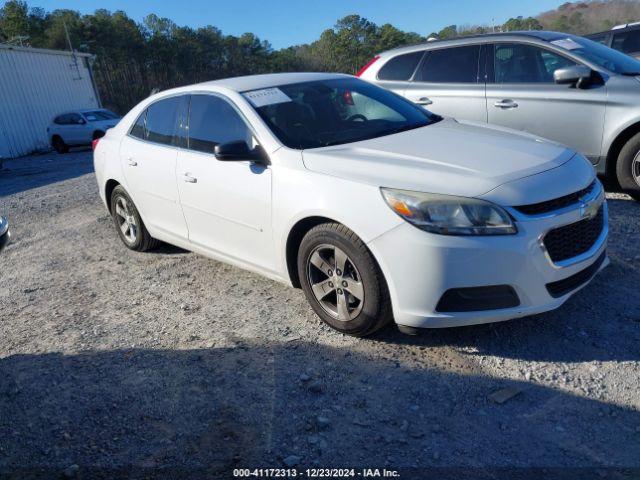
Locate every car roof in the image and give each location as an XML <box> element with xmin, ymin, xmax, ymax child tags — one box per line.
<box><xmin>192</xmin><ymin>72</ymin><xmax>352</xmax><ymax>92</ymax></box>
<box><xmin>378</xmin><ymin>30</ymin><xmax>576</xmax><ymax>56</ymax></box>
<box><xmin>54</xmin><ymin>108</ymin><xmax>111</xmax><ymax>117</ymax></box>
<box><xmin>587</xmin><ymin>22</ymin><xmax>640</xmax><ymax>37</ymax></box>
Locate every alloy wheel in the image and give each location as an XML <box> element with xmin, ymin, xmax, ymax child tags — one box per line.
<box><xmin>633</xmin><ymin>150</ymin><xmax>640</xmax><ymax>188</ymax></box>
<box><xmin>114</xmin><ymin>196</ymin><xmax>138</xmax><ymax>244</ymax></box>
<box><xmin>306</xmin><ymin>244</ymin><xmax>364</xmax><ymax>321</ymax></box>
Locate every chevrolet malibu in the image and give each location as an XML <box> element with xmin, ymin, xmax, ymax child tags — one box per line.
<box><xmin>94</xmin><ymin>73</ymin><xmax>608</xmax><ymax>336</ymax></box>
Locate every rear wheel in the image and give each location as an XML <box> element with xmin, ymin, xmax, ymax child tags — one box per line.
<box><xmin>297</xmin><ymin>223</ymin><xmax>392</xmax><ymax>337</ymax></box>
<box><xmin>109</xmin><ymin>186</ymin><xmax>159</xmax><ymax>251</ymax></box>
<box><xmin>52</xmin><ymin>136</ymin><xmax>68</xmax><ymax>154</ymax></box>
<box><xmin>615</xmin><ymin>132</ymin><xmax>640</xmax><ymax>202</ymax></box>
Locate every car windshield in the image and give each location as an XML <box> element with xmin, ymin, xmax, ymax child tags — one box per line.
<box><xmin>549</xmin><ymin>35</ymin><xmax>640</xmax><ymax>75</ymax></box>
<box><xmin>243</xmin><ymin>78</ymin><xmax>439</xmax><ymax>149</ymax></box>
<box><xmin>84</xmin><ymin>110</ymin><xmax>120</xmax><ymax>122</ymax></box>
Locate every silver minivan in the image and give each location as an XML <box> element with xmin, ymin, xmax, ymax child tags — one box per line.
<box><xmin>359</xmin><ymin>31</ymin><xmax>640</xmax><ymax>201</ymax></box>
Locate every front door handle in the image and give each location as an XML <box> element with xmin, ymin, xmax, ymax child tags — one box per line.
<box><xmin>183</xmin><ymin>173</ymin><xmax>197</xmax><ymax>183</ymax></box>
<box><xmin>415</xmin><ymin>97</ymin><xmax>433</xmax><ymax>105</ymax></box>
<box><xmin>127</xmin><ymin>158</ymin><xmax>137</xmax><ymax>166</ymax></box>
<box><xmin>494</xmin><ymin>99</ymin><xmax>518</xmax><ymax>109</ymax></box>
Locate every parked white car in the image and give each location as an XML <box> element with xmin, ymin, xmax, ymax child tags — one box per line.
<box><xmin>94</xmin><ymin>73</ymin><xmax>608</xmax><ymax>336</ymax></box>
<box><xmin>48</xmin><ymin>109</ymin><xmax>121</xmax><ymax>153</ymax></box>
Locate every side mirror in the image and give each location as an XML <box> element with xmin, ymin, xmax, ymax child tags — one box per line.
<box><xmin>554</xmin><ymin>65</ymin><xmax>594</xmax><ymax>88</ymax></box>
<box><xmin>0</xmin><ymin>217</ymin><xmax>10</xmax><ymax>253</ymax></box>
<box><xmin>77</xmin><ymin>118</ymin><xmax>87</xmax><ymax>125</ymax></box>
<box><xmin>214</xmin><ymin>140</ymin><xmax>269</xmax><ymax>165</ymax></box>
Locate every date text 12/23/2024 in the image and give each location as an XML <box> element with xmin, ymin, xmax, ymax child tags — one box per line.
<box><xmin>233</xmin><ymin>468</ymin><xmax>400</xmax><ymax>478</ymax></box>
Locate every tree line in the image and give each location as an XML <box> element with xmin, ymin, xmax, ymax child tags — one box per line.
<box><xmin>1</xmin><ymin>0</ymin><xmax>639</xmax><ymax>112</ymax></box>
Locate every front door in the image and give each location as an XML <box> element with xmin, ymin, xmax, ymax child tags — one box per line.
<box><xmin>176</xmin><ymin>94</ymin><xmax>274</xmax><ymax>271</ymax></box>
<box><xmin>403</xmin><ymin>44</ymin><xmax>487</xmax><ymax>123</ymax></box>
<box><xmin>485</xmin><ymin>42</ymin><xmax>607</xmax><ymax>163</ymax></box>
<box><xmin>119</xmin><ymin>96</ymin><xmax>189</xmax><ymax>239</ymax></box>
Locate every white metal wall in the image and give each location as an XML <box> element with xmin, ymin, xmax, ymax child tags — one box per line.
<box><xmin>0</xmin><ymin>45</ymin><xmax>100</xmax><ymax>158</ymax></box>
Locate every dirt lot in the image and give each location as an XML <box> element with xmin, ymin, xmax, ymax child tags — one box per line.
<box><xmin>0</xmin><ymin>151</ymin><xmax>639</xmax><ymax>479</ymax></box>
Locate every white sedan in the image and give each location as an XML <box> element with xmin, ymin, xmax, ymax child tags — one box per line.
<box><xmin>48</xmin><ymin>109</ymin><xmax>121</xmax><ymax>153</ymax></box>
<box><xmin>93</xmin><ymin>72</ymin><xmax>608</xmax><ymax>336</ymax></box>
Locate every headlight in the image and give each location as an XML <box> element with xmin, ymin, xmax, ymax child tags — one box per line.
<box><xmin>381</xmin><ymin>188</ymin><xmax>517</xmax><ymax>235</ymax></box>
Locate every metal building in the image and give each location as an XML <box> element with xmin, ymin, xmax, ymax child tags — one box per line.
<box><xmin>0</xmin><ymin>45</ymin><xmax>100</xmax><ymax>158</ymax></box>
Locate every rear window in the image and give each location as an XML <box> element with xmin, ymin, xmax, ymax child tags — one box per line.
<box><xmin>415</xmin><ymin>45</ymin><xmax>480</xmax><ymax>83</ymax></box>
<box><xmin>377</xmin><ymin>51</ymin><xmax>424</xmax><ymax>81</ymax></box>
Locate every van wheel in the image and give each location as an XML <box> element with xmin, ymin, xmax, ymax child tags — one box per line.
<box><xmin>52</xmin><ymin>136</ymin><xmax>68</xmax><ymax>154</ymax></box>
<box><xmin>110</xmin><ymin>186</ymin><xmax>159</xmax><ymax>251</ymax></box>
<box><xmin>616</xmin><ymin>132</ymin><xmax>640</xmax><ymax>201</ymax></box>
<box><xmin>297</xmin><ymin>223</ymin><xmax>392</xmax><ymax>337</ymax></box>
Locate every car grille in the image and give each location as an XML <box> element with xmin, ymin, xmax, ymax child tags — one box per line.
<box><xmin>546</xmin><ymin>251</ymin><xmax>606</xmax><ymax>298</ymax></box>
<box><xmin>514</xmin><ymin>180</ymin><xmax>596</xmax><ymax>216</ymax></box>
<box><xmin>543</xmin><ymin>207</ymin><xmax>604</xmax><ymax>263</ymax></box>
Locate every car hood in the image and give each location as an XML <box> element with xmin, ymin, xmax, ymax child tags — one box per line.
<box><xmin>301</xmin><ymin>118</ymin><xmax>576</xmax><ymax>198</ymax></box>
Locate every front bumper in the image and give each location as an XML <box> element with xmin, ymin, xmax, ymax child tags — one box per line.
<box><xmin>367</xmin><ymin>200</ymin><xmax>609</xmax><ymax>329</ymax></box>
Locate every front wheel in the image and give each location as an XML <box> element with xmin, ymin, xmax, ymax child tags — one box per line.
<box><xmin>297</xmin><ymin>223</ymin><xmax>392</xmax><ymax>337</ymax></box>
<box><xmin>109</xmin><ymin>185</ymin><xmax>159</xmax><ymax>251</ymax></box>
<box><xmin>615</xmin><ymin>132</ymin><xmax>640</xmax><ymax>201</ymax></box>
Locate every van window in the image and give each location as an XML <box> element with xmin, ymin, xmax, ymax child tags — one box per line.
<box><xmin>494</xmin><ymin>43</ymin><xmax>577</xmax><ymax>83</ymax></box>
<box><xmin>612</xmin><ymin>30</ymin><xmax>640</xmax><ymax>54</ymax></box>
<box><xmin>378</xmin><ymin>51</ymin><xmax>424</xmax><ymax>81</ymax></box>
<box><xmin>415</xmin><ymin>45</ymin><xmax>480</xmax><ymax>83</ymax></box>
<box><xmin>145</xmin><ymin>97</ymin><xmax>183</xmax><ymax>146</ymax></box>
<box><xmin>187</xmin><ymin>95</ymin><xmax>253</xmax><ymax>154</ymax></box>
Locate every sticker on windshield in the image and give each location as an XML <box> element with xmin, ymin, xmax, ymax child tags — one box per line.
<box><xmin>550</xmin><ymin>38</ymin><xmax>582</xmax><ymax>51</ymax></box>
<box><xmin>243</xmin><ymin>88</ymin><xmax>292</xmax><ymax>107</ymax></box>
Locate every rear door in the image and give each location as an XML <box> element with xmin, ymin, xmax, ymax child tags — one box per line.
<box><xmin>119</xmin><ymin>96</ymin><xmax>189</xmax><ymax>239</ymax></box>
<box><xmin>403</xmin><ymin>44</ymin><xmax>487</xmax><ymax>122</ymax></box>
<box><xmin>485</xmin><ymin>42</ymin><xmax>607</xmax><ymax>163</ymax></box>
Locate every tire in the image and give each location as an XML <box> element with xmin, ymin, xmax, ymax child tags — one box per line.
<box><xmin>297</xmin><ymin>222</ymin><xmax>392</xmax><ymax>337</ymax></box>
<box><xmin>615</xmin><ymin>131</ymin><xmax>640</xmax><ymax>201</ymax></box>
<box><xmin>109</xmin><ymin>185</ymin><xmax>159</xmax><ymax>252</ymax></box>
<box><xmin>52</xmin><ymin>136</ymin><xmax>69</xmax><ymax>154</ymax></box>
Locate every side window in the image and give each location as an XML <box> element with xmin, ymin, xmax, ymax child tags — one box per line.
<box><xmin>187</xmin><ymin>94</ymin><xmax>253</xmax><ymax>154</ymax></box>
<box><xmin>378</xmin><ymin>51</ymin><xmax>424</xmax><ymax>81</ymax></box>
<box><xmin>68</xmin><ymin>113</ymin><xmax>83</xmax><ymax>125</ymax></box>
<box><xmin>612</xmin><ymin>30</ymin><xmax>640</xmax><ymax>54</ymax></box>
<box><xmin>494</xmin><ymin>43</ymin><xmax>577</xmax><ymax>83</ymax></box>
<box><xmin>54</xmin><ymin>115</ymin><xmax>66</xmax><ymax>125</ymax></box>
<box><xmin>145</xmin><ymin>97</ymin><xmax>183</xmax><ymax>146</ymax></box>
<box><xmin>130</xmin><ymin>110</ymin><xmax>146</xmax><ymax>139</ymax></box>
<box><xmin>415</xmin><ymin>45</ymin><xmax>480</xmax><ymax>83</ymax></box>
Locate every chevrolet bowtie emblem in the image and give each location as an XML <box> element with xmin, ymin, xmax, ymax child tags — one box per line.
<box><xmin>579</xmin><ymin>189</ymin><xmax>604</xmax><ymax>220</ymax></box>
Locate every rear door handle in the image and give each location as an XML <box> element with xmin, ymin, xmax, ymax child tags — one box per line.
<box><xmin>127</xmin><ymin>158</ymin><xmax>137</xmax><ymax>166</ymax></box>
<box><xmin>183</xmin><ymin>173</ymin><xmax>197</xmax><ymax>183</ymax></box>
<box><xmin>415</xmin><ymin>97</ymin><xmax>433</xmax><ymax>105</ymax></box>
<box><xmin>494</xmin><ymin>99</ymin><xmax>518</xmax><ymax>109</ymax></box>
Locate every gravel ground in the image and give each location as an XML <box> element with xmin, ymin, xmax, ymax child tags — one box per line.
<box><xmin>0</xmin><ymin>151</ymin><xmax>639</xmax><ymax>479</ymax></box>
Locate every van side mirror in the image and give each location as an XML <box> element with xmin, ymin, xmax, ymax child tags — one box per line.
<box><xmin>554</xmin><ymin>65</ymin><xmax>594</xmax><ymax>88</ymax></box>
<box><xmin>214</xmin><ymin>140</ymin><xmax>269</xmax><ymax>165</ymax></box>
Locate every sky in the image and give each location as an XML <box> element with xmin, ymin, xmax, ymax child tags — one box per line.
<box><xmin>16</xmin><ymin>0</ymin><xmax>566</xmax><ymax>49</ymax></box>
